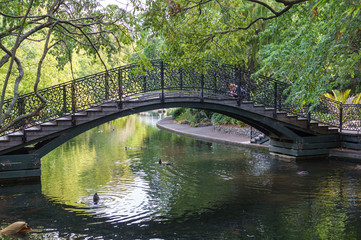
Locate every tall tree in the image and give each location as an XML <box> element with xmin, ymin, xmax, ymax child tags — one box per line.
<box><xmin>130</xmin><ymin>0</ymin><xmax>308</xmax><ymax>68</ymax></box>
<box><xmin>0</xmin><ymin>0</ymin><xmax>132</xmax><ymax>133</ymax></box>
<box><xmin>131</xmin><ymin>0</ymin><xmax>360</xmax><ymax>106</ymax></box>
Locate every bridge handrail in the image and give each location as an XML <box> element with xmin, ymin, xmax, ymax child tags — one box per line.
<box><xmin>1</xmin><ymin>59</ymin><xmax>359</xmax><ymax>136</ymax></box>
<box><xmin>1</xmin><ymin>60</ymin><xmax>289</xmax><ymax>136</ymax></box>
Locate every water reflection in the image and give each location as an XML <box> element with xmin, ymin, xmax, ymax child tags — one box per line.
<box><xmin>1</xmin><ymin>114</ymin><xmax>361</xmax><ymax>239</ymax></box>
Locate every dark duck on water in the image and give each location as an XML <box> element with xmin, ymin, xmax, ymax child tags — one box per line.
<box><xmin>159</xmin><ymin>159</ymin><xmax>172</xmax><ymax>165</ymax></box>
<box><xmin>93</xmin><ymin>193</ymin><xmax>100</xmax><ymax>204</ymax></box>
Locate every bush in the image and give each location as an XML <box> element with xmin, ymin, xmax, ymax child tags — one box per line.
<box><xmin>211</xmin><ymin>113</ymin><xmax>246</xmax><ymax>127</ymax></box>
<box><xmin>171</xmin><ymin>107</ymin><xmax>186</xmax><ymax>119</ymax></box>
<box><xmin>170</xmin><ymin>108</ymin><xmax>247</xmax><ymax>127</ymax></box>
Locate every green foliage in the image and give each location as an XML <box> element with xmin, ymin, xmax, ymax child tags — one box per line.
<box><xmin>128</xmin><ymin>0</ymin><xmax>361</xmax><ymax>106</ymax></box>
<box><xmin>0</xmin><ymin>0</ymin><xmax>133</xmax><ymax>97</ymax></box>
<box><xmin>324</xmin><ymin>89</ymin><xmax>361</xmax><ymax>104</ymax></box>
<box><xmin>129</xmin><ymin>0</ymin><xmax>286</xmax><ymax>69</ymax></box>
<box><xmin>171</xmin><ymin>108</ymin><xmax>246</xmax><ymax>127</ymax></box>
<box><xmin>211</xmin><ymin>113</ymin><xmax>246</xmax><ymax>127</ymax></box>
<box><xmin>257</xmin><ymin>1</ymin><xmax>361</xmax><ymax>105</ymax></box>
<box><xmin>172</xmin><ymin>108</ymin><xmax>212</xmax><ymax>126</ymax></box>
<box><xmin>170</xmin><ymin>107</ymin><xmax>186</xmax><ymax>119</ymax></box>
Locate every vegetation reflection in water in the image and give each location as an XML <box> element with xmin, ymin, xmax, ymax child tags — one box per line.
<box><xmin>1</xmin><ymin>114</ymin><xmax>360</xmax><ymax>239</ymax></box>
<box><xmin>41</xmin><ymin>114</ymin><xmax>261</xmax><ymax>224</ymax></box>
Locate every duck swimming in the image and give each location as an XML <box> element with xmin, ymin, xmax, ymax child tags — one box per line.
<box><xmin>159</xmin><ymin>159</ymin><xmax>172</xmax><ymax>165</ymax></box>
<box><xmin>0</xmin><ymin>221</ymin><xmax>31</xmax><ymax>235</ymax></box>
<box><xmin>93</xmin><ymin>193</ymin><xmax>100</xmax><ymax>204</ymax></box>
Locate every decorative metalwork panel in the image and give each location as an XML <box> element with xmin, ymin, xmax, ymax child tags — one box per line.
<box><xmin>341</xmin><ymin>104</ymin><xmax>361</xmax><ymax>131</ymax></box>
<box><xmin>205</xmin><ymin>63</ymin><xmax>235</xmax><ymax>95</ymax></box>
<box><xmin>122</xmin><ymin>65</ymin><xmax>144</xmax><ymax>97</ymax></box>
<box><xmin>146</xmin><ymin>62</ymin><xmax>162</xmax><ymax>91</ymax></box>
<box><xmin>309</xmin><ymin>97</ymin><xmax>341</xmax><ymax>127</ymax></box>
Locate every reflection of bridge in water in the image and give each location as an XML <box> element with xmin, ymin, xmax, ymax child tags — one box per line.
<box><xmin>1</xmin><ymin>60</ymin><xmax>361</xmax><ymax>182</ymax></box>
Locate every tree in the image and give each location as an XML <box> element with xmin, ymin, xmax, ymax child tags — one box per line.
<box><xmin>131</xmin><ymin>0</ymin><xmax>360</xmax><ymax>106</ymax></box>
<box><xmin>130</xmin><ymin>0</ymin><xmax>308</xmax><ymax>68</ymax></box>
<box><xmin>0</xmin><ymin>0</ymin><xmax>132</xmax><ymax>134</ymax></box>
<box><xmin>257</xmin><ymin>0</ymin><xmax>361</xmax><ymax>105</ymax></box>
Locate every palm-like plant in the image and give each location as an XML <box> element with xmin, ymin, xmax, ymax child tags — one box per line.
<box><xmin>323</xmin><ymin>89</ymin><xmax>361</xmax><ymax>128</ymax></box>
<box><xmin>324</xmin><ymin>89</ymin><xmax>361</xmax><ymax>104</ymax></box>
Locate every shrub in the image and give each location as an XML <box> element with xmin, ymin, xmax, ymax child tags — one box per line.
<box><xmin>211</xmin><ymin>113</ymin><xmax>247</xmax><ymax>127</ymax></box>
<box><xmin>171</xmin><ymin>107</ymin><xmax>186</xmax><ymax>119</ymax></box>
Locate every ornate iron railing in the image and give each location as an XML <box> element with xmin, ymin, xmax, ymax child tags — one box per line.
<box><xmin>1</xmin><ymin>59</ymin><xmax>360</xmax><ymax>136</ymax></box>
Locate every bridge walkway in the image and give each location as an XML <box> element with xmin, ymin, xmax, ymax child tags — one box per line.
<box><xmin>0</xmin><ymin>91</ymin><xmax>339</xmax><ymax>155</ymax></box>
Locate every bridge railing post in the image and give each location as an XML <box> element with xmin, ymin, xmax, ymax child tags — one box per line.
<box><xmin>71</xmin><ymin>81</ymin><xmax>76</xmax><ymax>114</ymax></box>
<box><xmin>179</xmin><ymin>68</ymin><xmax>183</xmax><ymax>91</ymax></box>
<box><xmin>118</xmin><ymin>69</ymin><xmax>123</xmax><ymax>109</ymax></box>
<box><xmin>62</xmin><ymin>85</ymin><xmax>67</xmax><ymax>114</ymax></box>
<box><xmin>71</xmin><ymin>81</ymin><xmax>76</xmax><ymax>126</ymax></box>
<box><xmin>105</xmin><ymin>73</ymin><xmax>109</xmax><ymax>101</ymax></box>
<box><xmin>161</xmin><ymin>60</ymin><xmax>165</xmax><ymax>103</ymax></box>
<box><xmin>340</xmin><ymin>104</ymin><xmax>343</xmax><ymax>132</ymax></box>
<box><xmin>273</xmin><ymin>81</ymin><xmax>278</xmax><ymax>118</ymax></box>
<box><xmin>142</xmin><ymin>66</ymin><xmax>147</xmax><ymax>93</ymax></box>
<box><xmin>307</xmin><ymin>104</ymin><xmax>311</xmax><ymax>129</ymax></box>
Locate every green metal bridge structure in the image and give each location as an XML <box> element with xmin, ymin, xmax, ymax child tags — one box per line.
<box><xmin>1</xmin><ymin>60</ymin><xmax>360</xmax><ymax>182</ymax></box>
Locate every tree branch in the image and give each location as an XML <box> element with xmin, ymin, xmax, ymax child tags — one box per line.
<box><xmin>0</xmin><ymin>0</ymin><xmax>34</xmax><ymax>124</ymax></box>
<box><xmin>204</xmin><ymin>4</ymin><xmax>293</xmax><ymax>37</ymax></box>
<box><xmin>275</xmin><ymin>0</ymin><xmax>309</xmax><ymax>5</ymax></box>
<box><xmin>0</xmin><ymin>42</ymin><xmax>24</xmax><ymax>126</ymax></box>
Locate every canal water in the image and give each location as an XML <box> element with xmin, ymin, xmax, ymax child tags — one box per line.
<box><xmin>1</xmin><ymin>115</ymin><xmax>361</xmax><ymax>239</ymax></box>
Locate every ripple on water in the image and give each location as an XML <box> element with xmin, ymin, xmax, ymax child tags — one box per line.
<box><xmin>79</xmin><ymin>177</ymin><xmax>158</xmax><ymax>225</ymax></box>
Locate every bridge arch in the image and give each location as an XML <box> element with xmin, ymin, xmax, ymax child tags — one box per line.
<box><xmin>0</xmin><ymin>60</ymin><xmax>348</xmax><ymax>182</ymax></box>
<box><xmin>32</xmin><ymin>101</ymin><xmax>304</xmax><ymax>159</ymax></box>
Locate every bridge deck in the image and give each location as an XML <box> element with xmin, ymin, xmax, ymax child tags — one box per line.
<box><xmin>0</xmin><ymin>91</ymin><xmax>340</xmax><ymax>155</ymax></box>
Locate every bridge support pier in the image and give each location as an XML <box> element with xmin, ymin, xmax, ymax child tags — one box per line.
<box><xmin>269</xmin><ymin>135</ymin><xmax>340</xmax><ymax>159</ymax></box>
<box><xmin>0</xmin><ymin>153</ymin><xmax>41</xmax><ymax>183</ymax></box>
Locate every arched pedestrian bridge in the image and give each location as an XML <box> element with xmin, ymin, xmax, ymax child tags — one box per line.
<box><xmin>1</xmin><ymin>60</ymin><xmax>360</xmax><ymax>181</ymax></box>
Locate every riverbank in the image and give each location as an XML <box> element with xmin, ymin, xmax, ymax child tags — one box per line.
<box><xmin>157</xmin><ymin>117</ymin><xmax>361</xmax><ymax>161</ymax></box>
<box><xmin>156</xmin><ymin>117</ymin><xmax>268</xmax><ymax>150</ymax></box>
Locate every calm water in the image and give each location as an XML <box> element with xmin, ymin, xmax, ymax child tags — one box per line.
<box><xmin>1</xmin><ymin>115</ymin><xmax>361</xmax><ymax>239</ymax></box>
